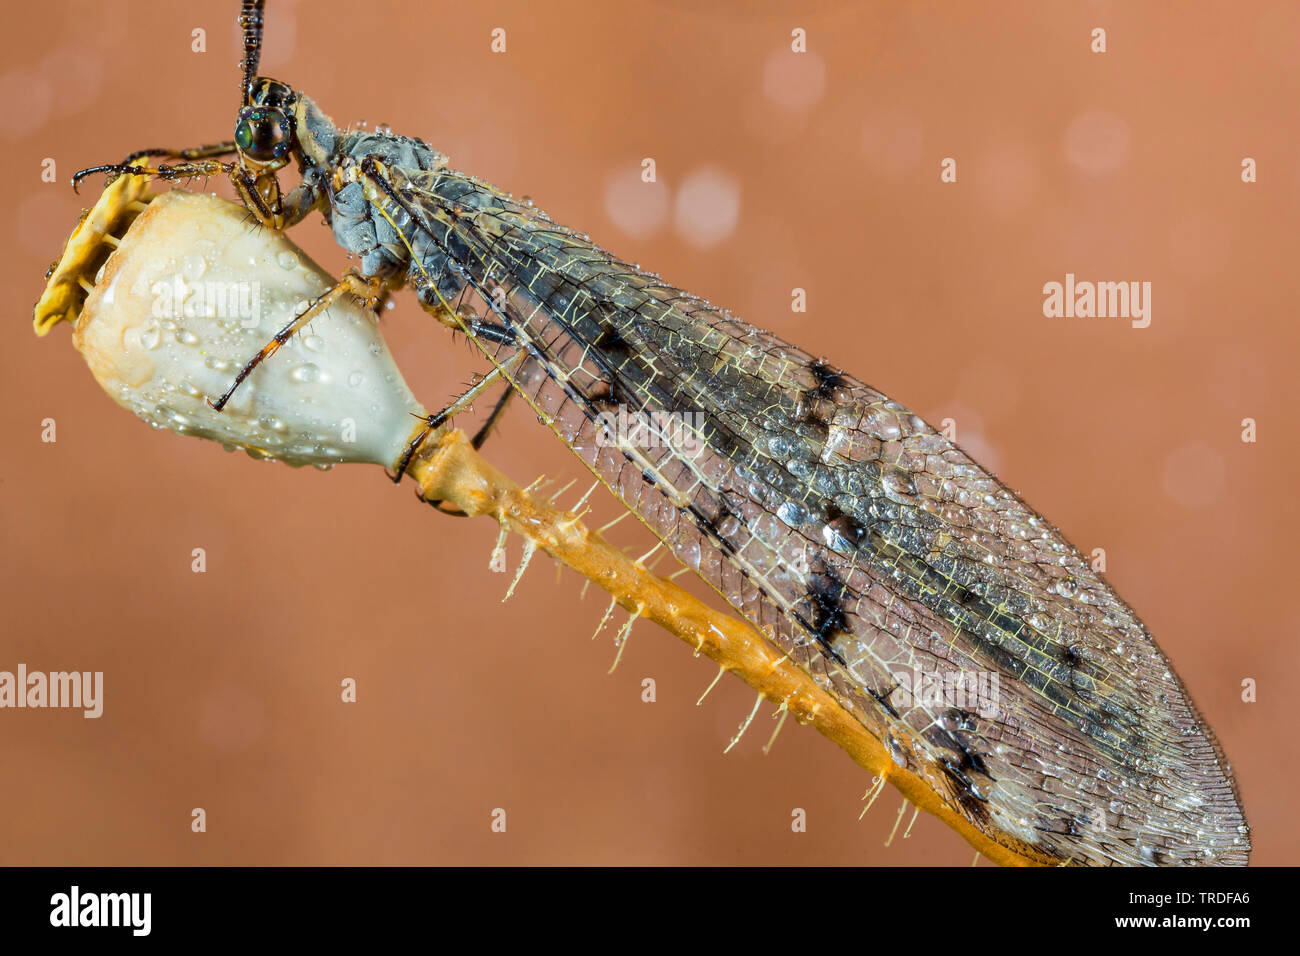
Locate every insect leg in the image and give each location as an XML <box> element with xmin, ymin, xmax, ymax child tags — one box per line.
<box><xmin>209</xmin><ymin>271</ymin><xmax>385</xmax><ymax>412</ymax></box>
<box><xmin>464</xmin><ymin>319</ymin><xmax>516</xmax><ymax>346</ymax></box>
<box><xmin>236</xmin><ymin>172</ymin><xmax>324</xmax><ymax>231</ymax></box>
<box><xmin>121</xmin><ymin>143</ymin><xmax>238</xmax><ymax>163</ymax></box>
<box><xmin>72</xmin><ymin>144</ymin><xmax>238</xmax><ymax>191</ymax></box>
<box><xmin>73</xmin><ymin>150</ymin><xmax>322</xmax><ymax>232</ymax></box>
<box><xmin>394</xmin><ymin>351</ymin><xmax>526</xmax><ymax>494</ymax></box>
<box><xmin>416</xmin><ymin>287</ymin><xmax>517</xmax><ymax>348</ymax></box>
<box><xmin>415</xmin><ymin>291</ymin><xmax>517</xmax><ymax>449</ymax></box>
<box><xmin>72</xmin><ymin>159</ymin><xmax>237</xmax><ymax>193</ymax></box>
<box><xmin>469</xmin><ymin>386</ymin><xmax>516</xmax><ymax>451</ymax></box>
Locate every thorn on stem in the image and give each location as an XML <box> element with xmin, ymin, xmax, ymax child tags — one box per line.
<box><xmin>762</xmin><ymin>704</ymin><xmax>789</xmax><ymax>755</ymax></box>
<box><xmin>724</xmin><ymin>692</ymin><xmax>764</xmax><ymax>754</ymax></box>
<box><xmin>696</xmin><ymin>664</ymin><xmax>726</xmax><ymax>707</ymax></box>
<box><xmin>503</xmin><ymin>540</ymin><xmax>536</xmax><ymax>601</ymax></box>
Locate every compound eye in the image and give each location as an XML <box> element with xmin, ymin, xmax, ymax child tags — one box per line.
<box><xmin>235</xmin><ymin>108</ymin><xmax>290</xmax><ymax>162</ymax></box>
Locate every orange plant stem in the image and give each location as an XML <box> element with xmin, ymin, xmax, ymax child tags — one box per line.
<box><xmin>405</xmin><ymin>428</ymin><xmax>1055</xmax><ymax>867</ymax></box>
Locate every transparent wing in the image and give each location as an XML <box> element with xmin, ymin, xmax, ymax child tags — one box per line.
<box><xmin>370</xmin><ymin>162</ymin><xmax>1247</xmax><ymax>866</ymax></box>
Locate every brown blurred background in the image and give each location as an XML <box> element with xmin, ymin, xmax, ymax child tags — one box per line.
<box><xmin>2</xmin><ymin>0</ymin><xmax>1296</xmax><ymax>865</ymax></box>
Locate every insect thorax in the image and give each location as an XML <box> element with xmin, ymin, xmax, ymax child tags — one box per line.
<box><xmin>325</xmin><ymin>129</ymin><xmax>462</xmax><ymax>296</ymax></box>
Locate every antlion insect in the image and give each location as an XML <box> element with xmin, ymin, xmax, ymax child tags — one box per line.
<box><xmin>71</xmin><ymin>0</ymin><xmax>1247</xmax><ymax>865</ymax></box>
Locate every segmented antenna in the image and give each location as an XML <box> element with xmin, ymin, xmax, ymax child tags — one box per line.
<box><xmin>239</xmin><ymin>0</ymin><xmax>265</xmax><ymax>105</ymax></box>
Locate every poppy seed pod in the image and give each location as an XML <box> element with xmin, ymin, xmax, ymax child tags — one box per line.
<box><xmin>50</xmin><ymin>187</ymin><xmax>425</xmax><ymax>469</ymax></box>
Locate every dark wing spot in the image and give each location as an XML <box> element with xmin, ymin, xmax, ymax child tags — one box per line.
<box><xmin>926</xmin><ymin>725</ymin><xmax>994</xmax><ymax>781</ymax></box>
<box><xmin>945</xmin><ymin>708</ymin><xmax>979</xmax><ymax>732</ymax></box>
<box><xmin>592</xmin><ymin>324</ymin><xmax>633</xmax><ymax>367</ymax></box>
<box><xmin>939</xmin><ymin>759</ymin><xmax>991</xmax><ymax>826</ymax></box>
<box><xmin>792</xmin><ymin>360</ymin><xmax>848</xmax><ymax>440</ymax></box>
<box><xmin>808</xmin><ymin>359</ymin><xmax>847</xmax><ymax>399</ymax></box>
<box><xmin>802</xmin><ymin>567</ymin><xmax>852</xmax><ymax>666</ymax></box>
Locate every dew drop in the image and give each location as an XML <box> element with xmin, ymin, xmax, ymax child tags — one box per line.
<box><xmin>881</xmin><ymin>468</ymin><xmax>916</xmax><ymax>499</ymax></box>
<box><xmin>777</xmin><ymin>501</ymin><xmax>807</xmax><ymax>526</ymax></box>
<box><xmin>181</xmin><ymin>253</ymin><xmax>207</xmax><ymax>280</ymax></box>
<box><xmin>290</xmin><ymin>363</ymin><xmax>322</xmax><ymax>385</ymax></box>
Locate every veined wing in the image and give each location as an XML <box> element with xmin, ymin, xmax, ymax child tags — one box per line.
<box><xmin>370</xmin><ymin>162</ymin><xmax>1248</xmax><ymax>866</ymax></box>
